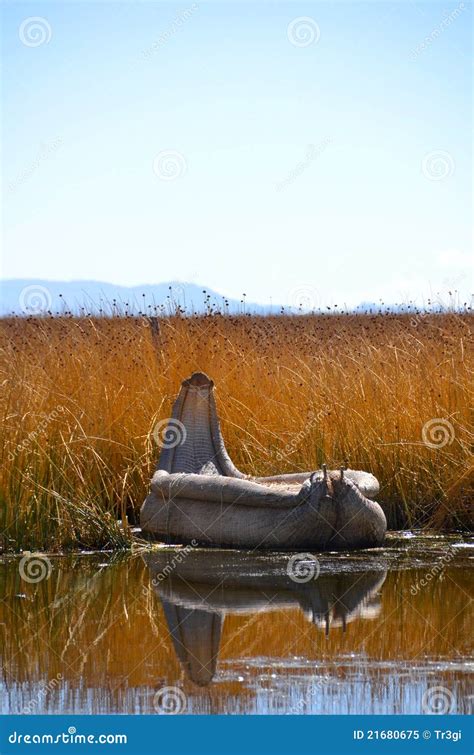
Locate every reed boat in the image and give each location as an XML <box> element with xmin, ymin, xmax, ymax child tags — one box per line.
<box><xmin>140</xmin><ymin>372</ymin><xmax>387</xmax><ymax>550</ymax></box>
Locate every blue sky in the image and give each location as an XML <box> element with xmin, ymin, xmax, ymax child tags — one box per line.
<box><xmin>2</xmin><ymin>0</ymin><xmax>472</xmax><ymax>308</ymax></box>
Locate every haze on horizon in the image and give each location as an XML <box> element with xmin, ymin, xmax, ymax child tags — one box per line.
<box><xmin>2</xmin><ymin>1</ymin><xmax>472</xmax><ymax>309</ymax></box>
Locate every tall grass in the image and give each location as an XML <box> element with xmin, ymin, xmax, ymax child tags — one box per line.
<box><xmin>0</xmin><ymin>310</ymin><xmax>472</xmax><ymax>550</ymax></box>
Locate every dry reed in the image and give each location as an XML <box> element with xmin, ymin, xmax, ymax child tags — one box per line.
<box><xmin>0</xmin><ymin>310</ymin><xmax>472</xmax><ymax>551</ymax></box>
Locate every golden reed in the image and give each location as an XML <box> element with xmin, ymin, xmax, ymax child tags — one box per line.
<box><xmin>0</xmin><ymin>311</ymin><xmax>472</xmax><ymax>550</ymax></box>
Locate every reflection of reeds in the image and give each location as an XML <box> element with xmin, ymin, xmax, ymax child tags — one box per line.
<box><xmin>0</xmin><ymin>311</ymin><xmax>472</xmax><ymax>550</ymax></box>
<box><xmin>1</xmin><ymin>555</ymin><xmax>155</xmax><ymax>688</ymax></box>
<box><xmin>0</xmin><ymin>558</ymin><xmax>472</xmax><ymax>713</ymax></box>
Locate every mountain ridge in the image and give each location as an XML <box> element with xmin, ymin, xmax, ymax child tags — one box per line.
<box><xmin>0</xmin><ymin>279</ymin><xmax>272</xmax><ymax>316</ymax></box>
<box><xmin>0</xmin><ymin>279</ymin><xmax>452</xmax><ymax>317</ymax></box>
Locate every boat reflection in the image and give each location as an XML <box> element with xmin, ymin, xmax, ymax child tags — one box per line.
<box><xmin>143</xmin><ymin>549</ymin><xmax>386</xmax><ymax>686</ymax></box>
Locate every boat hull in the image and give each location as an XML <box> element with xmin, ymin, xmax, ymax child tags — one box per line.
<box><xmin>141</xmin><ymin>472</ymin><xmax>387</xmax><ymax>551</ymax></box>
<box><xmin>140</xmin><ymin>372</ymin><xmax>387</xmax><ymax>551</ymax></box>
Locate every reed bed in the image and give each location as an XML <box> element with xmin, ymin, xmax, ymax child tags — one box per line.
<box><xmin>0</xmin><ymin>310</ymin><xmax>472</xmax><ymax>551</ymax></box>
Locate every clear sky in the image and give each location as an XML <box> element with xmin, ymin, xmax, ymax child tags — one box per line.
<box><xmin>2</xmin><ymin>0</ymin><xmax>472</xmax><ymax>309</ymax></box>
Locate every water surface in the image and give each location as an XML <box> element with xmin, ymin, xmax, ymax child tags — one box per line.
<box><xmin>1</xmin><ymin>533</ymin><xmax>472</xmax><ymax>714</ymax></box>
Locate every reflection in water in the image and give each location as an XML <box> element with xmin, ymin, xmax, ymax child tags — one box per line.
<box><xmin>0</xmin><ymin>535</ymin><xmax>472</xmax><ymax>714</ymax></box>
<box><xmin>144</xmin><ymin>550</ymin><xmax>386</xmax><ymax>686</ymax></box>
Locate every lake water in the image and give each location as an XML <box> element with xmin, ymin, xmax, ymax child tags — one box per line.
<box><xmin>1</xmin><ymin>533</ymin><xmax>472</xmax><ymax>715</ymax></box>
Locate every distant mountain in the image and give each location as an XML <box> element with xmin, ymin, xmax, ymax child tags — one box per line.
<box><xmin>0</xmin><ymin>280</ymin><xmax>454</xmax><ymax>318</ymax></box>
<box><xmin>0</xmin><ymin>279</ymin><xmax>274</xmax><ymax>316</ymax></box>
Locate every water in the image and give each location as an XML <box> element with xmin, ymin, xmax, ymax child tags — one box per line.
<box><xmin>1</xmin><ymin>533</ymin><xmax>472</xmax><ymax>715</ymax></box>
